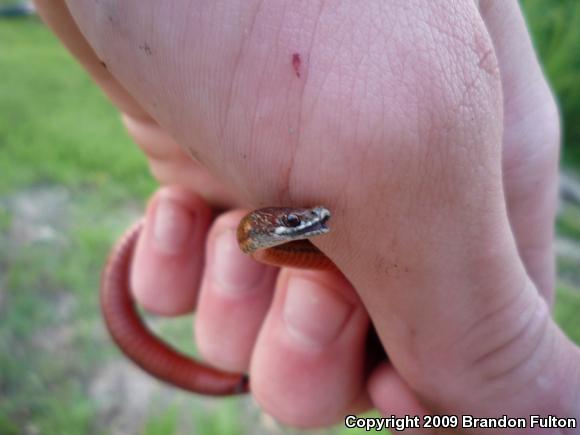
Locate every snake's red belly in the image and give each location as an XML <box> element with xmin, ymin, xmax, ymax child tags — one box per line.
<box><xmin>100</xmin><ymin>222</ymin><xmax>248</xmax><ymax>396</ymax></box>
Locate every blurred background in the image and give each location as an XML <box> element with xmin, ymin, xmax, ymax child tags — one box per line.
<box><xmin>0</xmin><ymin>1</ymin><xmax>579</xmax><ymax>434</ymax></box>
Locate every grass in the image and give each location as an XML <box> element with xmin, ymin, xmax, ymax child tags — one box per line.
<box><xmin>0</xmin><ymin>18</ymin><xmax>153</xmax><ymax>199</ymax></box>
<box><xmin>557</xmin><ymin>203</ymin><xmax>580</xmax><ymax>240</ymax></box>
<box><xmin>0</xmin><ymin>17</ymin><xmax>157</xmax><ymax>435</ymax></box>
<box><xmin>555</xmin><ymin>285</ymin><xmax>580</xmax><ymax>345</ymax></box>
<box><xmin>521</xmin><ymin>0</ymin><xmax>580</xmax><ymax>167</ymax></box>
<box><xmin>0</xmin><ymin>6</ymin><xmax>579</xmax><ymax>435</ymax></box>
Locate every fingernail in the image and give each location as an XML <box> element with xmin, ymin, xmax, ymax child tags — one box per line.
<box><xmin>153</xmin><ymin>196</ymin><xmax>194</xmax><ymax>255</ymax></box>
<box><xmin>213</xmin><ymin>230</ymin><xmax>266</xmax><ymax>293</ymax></box>
<box><xmin>283</xmin><ymin>276</ymin><xmax>353</xmax><ymax>348</ymax></box>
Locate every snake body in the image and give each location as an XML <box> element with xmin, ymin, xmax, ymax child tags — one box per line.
<box><xmin>100</xmin><ymin>207</ymin><xmax>332</xmax><ymax>396</ymax></box>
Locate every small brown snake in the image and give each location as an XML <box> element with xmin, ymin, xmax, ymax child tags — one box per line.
<box><xmin>100</xmin><ymin>207</ymin><xmax>334</xmax><ymax>395</ymax></box>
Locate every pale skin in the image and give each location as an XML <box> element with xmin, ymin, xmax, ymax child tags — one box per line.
<box><xmin>34</xmin><ymin>0</ymin><xmax>579</xmax><ymax>432</ymax></box>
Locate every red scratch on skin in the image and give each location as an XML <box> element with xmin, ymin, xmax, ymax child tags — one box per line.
<box><xmin>292</xmin><ymin>53</ymin><xmax>301</xmax><ymax>78</ymax></box>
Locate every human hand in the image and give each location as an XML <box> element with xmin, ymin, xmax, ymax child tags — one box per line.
<box><xmin>35</xmin><ymin>0</ymin><xmax>579</xmax><ymax>430</ymax></box>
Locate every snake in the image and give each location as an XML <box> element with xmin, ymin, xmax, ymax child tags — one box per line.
<box><xmin>100</xmin><ymin>206</ymin><xmax>333</xmax><ymax>396</ymax></box>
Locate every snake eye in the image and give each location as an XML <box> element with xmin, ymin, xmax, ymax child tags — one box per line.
<box><xmin>284</xmin><ymin>213</ymin><xmax>301</xmax><ymax>227</ymax></box>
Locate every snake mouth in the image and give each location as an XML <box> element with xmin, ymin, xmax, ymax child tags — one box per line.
<box><xmin>301</xmin><ymin>208</ymin><xmax>330</xmax><ymax>235</ymax></box>
<box><xmin>294</xmin><ymin>220</ymin><xmax>329</xmax><ymax>237</ymax></box>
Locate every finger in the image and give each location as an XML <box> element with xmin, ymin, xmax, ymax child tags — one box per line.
<box><xmin>479</xmin><ymin>0</ymin><xmax>560</xmax><ymax>302</ymax></box>
<box><xmin>250</xmin><ymin>269</ymin><xmax>370</xmax><ymax>427</ymax></box>
<box><xmin>195</xmin><ymin>211</ymin><xmax>277</xmax><ymax>372</ymax></box>
<box><xmin>131</xmin><ymin>186</ymin><xmax>212</xmax><ymax>315</ymax></box>
<box><xmin>367</xmin><ymin>363</ymin><xmax>430</xmax><ymax>417</ymax></box>
<box><xmin>122</xmin><ymin>114</ymin><xmax>242</xmax><ymax>208</ymax></box>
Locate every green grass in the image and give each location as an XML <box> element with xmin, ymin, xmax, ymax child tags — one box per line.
<box><xmin>0</xmin><ymin>18</ymin><xmax>153</xmax><ymax>199</ymax></box>
<box><xmin>0</xmin><ymin>17</ymin><xmax>156</xmax><ymax>435</ymax></box>
<box><xmin>521</xmin><ymin>0</ymin><xmax>580</xmax><ymax>167</ymax></box>
<box><xmin>555</xmin><ymin>285</ymin><xmax>580</xmax><ymax>345</ymax></box>
<box><xmin>557</xmin><ymin>203</ymin><xmax>580</xmax><ymax>241</ymax></box>
<box><xmin>0</xmin><ymin>6</ymin><xmax>579</xmax><ymax>435</ymax></box>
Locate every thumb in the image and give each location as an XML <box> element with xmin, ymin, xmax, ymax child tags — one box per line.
<box><xmin>310</xmin><ymin>11</ymin><xmax>578</xmax><ymax>419</ymax></box>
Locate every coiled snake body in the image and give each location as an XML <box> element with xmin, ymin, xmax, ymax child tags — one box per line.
<box><xmin>100</xmin><ymin>207</ymin><xmax>333</xmax><ymax>395</ymax></box>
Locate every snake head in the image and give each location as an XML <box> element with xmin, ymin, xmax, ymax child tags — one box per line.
<box><xmin>237</xmin><ymin>206</ymin><xmax>331</xmax><ymax>253</ymax></box>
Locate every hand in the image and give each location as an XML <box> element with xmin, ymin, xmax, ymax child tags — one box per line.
<box><xmin>35</xmin><ymin>0</ymin><xmax>579</xmax><ymax>430</ymax></box>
